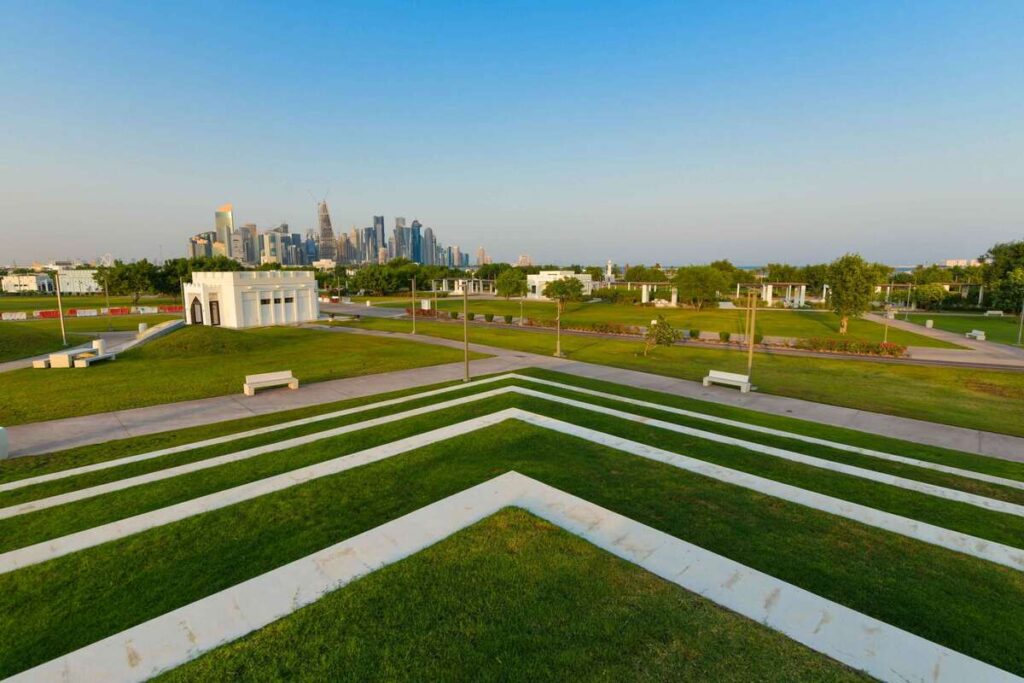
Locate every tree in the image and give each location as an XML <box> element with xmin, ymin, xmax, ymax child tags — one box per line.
<box><xmin>624</xmin><ymin>265</ymin><xmax>666</xmax><ymax>282</ymax></box>
<box><xmin>993</xmin><ymin>267</ymin><xmax>1024</xmax><ymax>312</ymax></box>
<box><xmin>542</xmin><ymin>276</ymin><xmax>584</xmax><ymax>313</ymax></box>
<box><xmin>95</xmin><ymin>260</ymin><xmax>158</xmax><ymax>305</ymax></box>
<box><xmin>914</xmin><ymin>283</ymin><xmax>947</xmax><ymax>310</ymax></box>
<box><xmin>474</xmin><ymin>263</ymin><xmax>511</xmax><ymax>281</ymax></box>
<box><xmin>495</xmin><ymin>268</ymin><xmax>527</xmax><ymax>299</ymax></box>
<box><xmin>826</xmin><ymin>253</ymin><xmax>874</xmax><ymax>334</ymax></box>
<box><xmin>641</xmin><ymin>316</ymin><xmax>680</xmax><ymax>357</ymax></box>
<box><xmin>766</xmin><ymin>263</ymin><xmax>800</xmax><ymax>282</ymax></box>
<box><xmin>583</xmin><ymin>266</ymin><xmax>604</xmax><ymax>281</ymax></box>
<box><xmin>673</xmin><ymin>265</ymin><xmax>731</xmax><ymax>311</ymax></box>
<box><xmin>350</xmin><ymin>265</ymin><xmax>395</xmax><ymax>296</ymax></box>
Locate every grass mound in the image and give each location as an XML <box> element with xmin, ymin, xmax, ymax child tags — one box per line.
<box><xmin>0</xmin><ymin>324</ymin><xmax>86</xmax><ymax>363</ymax></box>
<box><xmin>132</xmin><ymin>326</ymin><xmax>281</xmax><ymax>358</ymax></box>
<box><xmin>159</xmin><ymin>509</ymin><xmax>866</xmax><ymax>682</ymax></box>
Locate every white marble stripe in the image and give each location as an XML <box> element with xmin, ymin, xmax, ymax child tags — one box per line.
<box><xmin>512</xmin><ymin>387</ymin><xmax>1024</xmax><ymax>518</ymax></box>
<box><xmin>2</xmin><ymin>409</ymin><xmax>1022</xmax><ymax>576</ymax></box>
<box><xmin>7</xmin><ymin>385</ymin><xmax>1022</xmax><ymax>525</ymax></box>
<box><xmin>0</xmin><ymin>412</ymin><xmax>515</xmax><ymax>575</ymax></box>
<box><xmin>0</xmin><ymin>387</ymin><xmax>514</xmax><ymax>520</ymax></box>
<box><xmin>513</xmin><ymin>411</ymin><xmax>1024</xmax><ymax>572</ymax></box>
<box><xmin>6</xmin><ymin>473</ymin><xmax>1016</xmax><ymax>683</ymax></box>
<box><xmin>7</xmin><ymin>372</ymin><xmax>1020</xmax><ymax>498</ymax></box>
<box><xmin>0</xmin><ymin>374</ymin><xmax>516</xmax><ymax>494</ymax></box>
<box><xmin>509</xmin><ymin>373</ymin><xmax>1024</xmax><ymax>492</ymax></box>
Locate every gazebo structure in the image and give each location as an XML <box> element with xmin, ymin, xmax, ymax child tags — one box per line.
<box><xmin>430</xmin><ymin>278</ymin><xmax>495</xmax><ymax>296</ymax></box>
<box><xmin>736</xmin><ymin>282</ymin><xmax>807</xmax><ymax>308</ymax></box>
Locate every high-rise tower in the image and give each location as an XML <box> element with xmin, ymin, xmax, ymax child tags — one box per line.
<box><xmin>214</xmin><ymin>203</ymin><xmax>235</xmax><ymax>257</ymax></box>
<box><xmin>317</xmin><ymin>201</ymin><xmax>337</xmax><ymax>261</ymax></box>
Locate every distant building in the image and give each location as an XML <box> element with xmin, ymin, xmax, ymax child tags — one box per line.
<box><xmin>317</xmin><ymin>201</ymin><xmax>337</xmax><ymax>261</ymax></box>
<box><xmin>183</xmin><ymin>271</ymin><xmax>319</xmax><ymax>329</ymax></box>
<box><xmin>526</xmin><ymin>270</ymin><xmax>594</xmax><ymax>300</ymax></box>
<box><xmin>943</xmin><ymin>259</ymin><xmax>981</xmax><ymax>268</ymax></box>
<box><xmin>475</xmin><ymin>247</ymin><xmax>491</xmax><ymax>266</ymax></box>
<box><xmin>515</xmin><ymin>254</ymin><xmax>534</xmax><ymax>267</ymax></box>
<box><xmin>2</xmin><ymin>273</ymin><xmax>54</xmax><ymax>294</ymax></box>
<box><xmin>215</xmin><ymin>203</ymin><xmax>235</xmax><ymax>258</ymax></box>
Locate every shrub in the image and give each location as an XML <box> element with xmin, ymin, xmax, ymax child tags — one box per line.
<box><xmin>795</xmin><ymin>337</ymin><xmax>907</xmax><ymax>357</ymax></box>
<box><xmin>689</xmin><ymin>329</ymin><xmax>700</xmax><ymax>339</ymax></box>
<box><xmin>450</xmin><ymin>311</ymin><xmax>459</xmax><ymax>320</ymax></box>
<box><xmin>754</xmin><ymin>334</ymin><xmax>764</xmax><ymax>344</ymax></box>
<box><xmin>467</xmin><ymin>312</ymin><xmax>476</xmax><ymax>321</ymax></box>
<box><xmin>504</xmin><ymin>314</ymin><xmax>513</xmax><ymax>324</ymax></box>
<box><xmin>718</xmin><ymin>330</ymin><xmax>731</xmax><ymax>342</ymax></box>
<box><xmin>484</xmin><ymin>313</ymin><xmax>494</xmax><ymax>322</ymax></box>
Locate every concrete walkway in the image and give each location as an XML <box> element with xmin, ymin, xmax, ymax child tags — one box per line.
<box><xmin>867</xmin><ymin>313</ymin><xmax>1024</xmax><ymax>368</ymax></box>
<box><xmin>6</xmin><ymin>325</ymin><xmax>1024</xmax><ymax>462</ymax></box>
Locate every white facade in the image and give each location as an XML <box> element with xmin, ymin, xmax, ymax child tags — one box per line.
<box><xmin>56</xmin><ymin>269</ymin><xmax>102</xmax><ymax>294</ymax></box>
<box><xmin>183</xmin><ymin>271</ymin><xmax>320</xmax><ymax>329</ymax></box>
<box><xmin>1</xmin><ymin>273</ymin><xmax>54</xmax><ymax>294</ymax></box>
<box><xmin>526</xmin><ymin>271</ymin><xmax>594</xmax><ymax>300</ymax></box>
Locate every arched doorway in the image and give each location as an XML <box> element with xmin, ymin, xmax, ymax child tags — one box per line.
<box><xmin>190</xmin><ymin>297</ymin><xmax>203</xmax><ymax>325</ymax></box>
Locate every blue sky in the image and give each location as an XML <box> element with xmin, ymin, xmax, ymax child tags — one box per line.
<box><xmin>1</xmin><ymin>0</ymin><xmax>1021</xmax><ymax>266</ymax></box>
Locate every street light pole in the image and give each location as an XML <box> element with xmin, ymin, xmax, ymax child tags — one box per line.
<box><xmin>411</xmin><ymin>276</ymin><xmax>416</xmax><ymax>335</ymax></box>
<box><xmin>554</xmin><ymin>300</ymin><xmax>564</xmax><ymax>357</ymax></box>
<box><xmin>54</xmin><ymin>271</ymin><xmax>68</xmax><ymax>347</ymax></box>
<box><xmin>1017</xmin><ymin>298</ymin><xmax>1024</xmax><ymax>346</ymax></box>
<box><xmin>746</xmin><ymin>289</ymin><xmax>757</xmax><ymax>378</ymax></box>
<box><xmin>463</xmin><ymin>284</ymin><xmax>469</xmax><ymax>382</ymax></box>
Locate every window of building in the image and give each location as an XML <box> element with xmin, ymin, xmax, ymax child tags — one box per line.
<box><xmin>284</xmin><ymin>297</ymin><xmax>294</xmax><ymax>303</ymax></box>
<box><xmin>209</xmin><ymin>301</ymin><xmax>220</xmax><ymax>326</ymax></box>
<box><xmin>260</xmin><ymin>298</ymin><xmax>270</xmax><ymax>305</ymax></box>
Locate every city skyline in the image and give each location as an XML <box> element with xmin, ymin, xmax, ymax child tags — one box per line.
<box><xmin>1</xmin><ymin>2</ymin><xmax>1022</xmax><ymax>265</ymax></box>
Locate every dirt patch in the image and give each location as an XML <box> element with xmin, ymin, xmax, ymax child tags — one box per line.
<box><xmin>965</xmin><ymin>379</ymin><xmax>1024</xmax><ymax>400</ymax></box>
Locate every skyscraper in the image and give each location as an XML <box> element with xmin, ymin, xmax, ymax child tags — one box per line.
<box><xmin>410</xmin><ymin>220</ymin><xmax>422</xmax><ymax>263</ymax></box>
<box><xmin>373</xmin><ymin>216</ymin><xmax>385</xmax><ymax>255</ymax></box>
<box><xmin>317</xmin><ymin>201</ymin><xmax>337</xmax><ymax>261</ymax></box>
<box><xmin>215</xmin><ymin>203</ymin><xmax>235</xmax><ymax>258</ymax></box>
<box><xmin>422</xmin><ymin>227</ymin><xmax>436</xmax><ymax>266</ymax></box>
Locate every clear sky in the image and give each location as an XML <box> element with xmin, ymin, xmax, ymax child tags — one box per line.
<box><xmin>1</xmin><ymin>0</ymin><xmax>1021</xmax><ymax>266</ymax></box>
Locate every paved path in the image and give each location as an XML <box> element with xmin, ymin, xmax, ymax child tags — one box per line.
<box><xmin>6</xmin><ymin>327</ymin><xmax>1023</xmax><ymax>461</ymax></box>
<box><xmin>866</xmin><ymin>313</ymin><xmax>1024</xmax><ymax>368</ymax></box>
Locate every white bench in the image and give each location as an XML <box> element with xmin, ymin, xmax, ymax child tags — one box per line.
<box><xmin>965</xmin><ymin>329</ymin><xmax>986</xmax><ymax>341</ymax></box>
<box><xmin>74</xmin><ymin>352</ymin><xmax>117</xmax><ymax>368</ymax></box>
<box><xmin>702</xmin><ymin>370</ymin><xmax>753</xmax><ymax>393</ymax></box>
<box><xmin>32</xmin><ymin>358</ymin><xmax>51</xmax><ymax>369</ymax></box>
<box><xmin>984</xmin><ymin>310</ymin><xmax>1004</xmax><ymax>317</ymax></box>
<box><xmin>244</xmin><ymin>371</ymin><xmax>299</xmax><ymax>396</ymax></box>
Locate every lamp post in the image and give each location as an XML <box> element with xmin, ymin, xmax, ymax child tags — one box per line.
<box><xmin>554</xmin><ymin>300</ymin><xmax>564</xmax><ymax>357</ymax></box>
<box><xmin>1017</xmin><ymin>298</ymin><xmax>1023</xmax><ymax>346</ymax></box>
<box><xmin>54</xmin><ymin>271</ymin><xmax>68</xmax><ymax>347</ymax></box>
<box><xmin>411</xmin><ymin>276</ymin><xmax>416</xmax><ymax>335</ymax></box>
<box><xmin>104</xmin><ymin>273</ymin><xmax>112</xmax><ymax>332</ymax></box>
<box><xmin>463</xmin><ymin>283</ymin><xmax>469</xmax><ymax>382</ymax></box>
<box><xmin>746</xmin><ymin>288</ymin><xmax>757</xmax><ymax>378</ymax></box>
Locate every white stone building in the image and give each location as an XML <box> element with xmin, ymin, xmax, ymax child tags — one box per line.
<box><xmin>183</xmin><ymin>271</ymin><xmax>320</xmax><ymax>329</ymax></box>
<box><xmin>1</xmin><ymin>273</ymin><xmax>54</xmax><ymax>294</ymax></box>
<box><xmin>526</xmin><ymin>271</ymin><xmax>594</xmax><ymax>300</ymax></box>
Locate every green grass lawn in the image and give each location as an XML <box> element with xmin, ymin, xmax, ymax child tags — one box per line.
<box><xmin>341</xmin><ymin>317</ymin><xmax>1024</xmax><ymax>437</ymax></box>
<box><xmin>3</xmin><ymin>416</ymin><xmax>1023</xmax><ymax>677</ymax></box>
<box><xmin>907</xmin><ymin>313</ymin><xmax>1023</xmax><ymax>347</ymax></box>
<box><xmin>0</xmin><ymin>315</ymin><xmax>180</xmax><ymax>362</ymax></box>
<box><xmin>160</xmin><ymin>509</ymin><xmax>866</xmax><ymax>682</ymax></box>
<box><xmin>367</xmin><ymin>297</ymin><xmax>958</xmax><ymax>347</ymax></box>
<box><xmin>0</xmin><ymin>325</ymin><xmax>483</xmax><ymax>425</ymax></box>
<box><xmin>0</xmin><ymin>294</ymin><xmax>180</xmax><ymax>312</ymax></box>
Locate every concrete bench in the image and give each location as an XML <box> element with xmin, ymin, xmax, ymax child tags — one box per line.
<box><xmin>32</xmin><ymin>358</ymin><xmax>51</xmax><ymax>369</ymax></box>
<box><xmin>73</xmin><ymin>352</ymin><xmax>117</xmax><ymax>368</ymax></box>
<box><xmin>965</xmin><ymin>329</ymin><xmax>987</xmax><ymax>341</ymax></box>
<box><xmin>48</xmin><ymin>352</ymin><xmax>76</xmax><ymax>368</ymax></box>
<box><xmin>702</xmin><ymin>370</ymin><xmax>753</xmax><ymax>393</ymax></box>
<box><xmin>0</xmin><ymin>426</ymin><xmax>7</xmax><ymax>460</ymax></box>
<box><xmin>244</xmin><ymin>371</ymin><xmax>299</xmax><ymax>396</ymax></box>
<box><xmin>984</xmin><ymin>310</ymin><xmax>1004</xmax><ymax>317</ymax></box>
